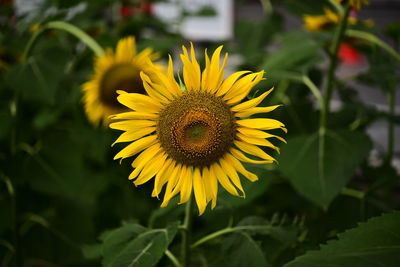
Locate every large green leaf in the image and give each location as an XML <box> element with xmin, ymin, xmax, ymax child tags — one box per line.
<box><xmin>102</xmin><ymin>223</ymin><xmax>178</xmax><ymax>267</ymax></box>
<box><xmin>101</xmin><ymin>224</ymin><xmax>148</xmax><ymax>266</ymax></box>
<box><xmin>260</xmin><ymin>31</ymin><xmax>325</xmax><ymax>76</ymax></box>
<box><xmin>218</xmin><ymin>232</ymin><xmax>270</xmax><ymax>267</ymax></box>
<box><xmin>285</xmin><ymin>211</ymin><xmax>400</xmax><ymax>267</ymax></box>
<box><xmin>279</xmin><ymin>130</ymin><xmax>371</xmax><ymax>209</ymax></box>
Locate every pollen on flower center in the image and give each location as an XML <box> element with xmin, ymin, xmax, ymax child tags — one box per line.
<box><xmin>177</xmin><ymin>110</ymin><xmax>219</xmax><ymax>154</ymax></box>
<box><xmin>157</xmin><ymin>92</ymin><xmax>236</xmax><ymax>167</ymax></box>
<box><xmin>100</xmin><ymin>63</ymin><xmax>145</xmax><ymax>107</ymax></box>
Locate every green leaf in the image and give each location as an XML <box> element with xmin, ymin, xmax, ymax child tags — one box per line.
<box><xmin>102</xmin><ymin>223</ymin><xmax>178</xmax><ymax>267</ymax></box>
<box><xmin>219</xmin><ymin>232</ymin><xmax>270</xmax><ymax>267</ymax></box>
<box><xmin>260</xmin><ymin>31</ymin><xmax>324</xmax><ymax>76</ymax></box>
<box><xmin>279</xmin><ymin>130</ymin><xmax>371</xmax><ymax>209</ymax></box>
<box><xmin>82</xmin><ymin>243</ymin><xmax>102</xmax><ymax>260</ymax></box>
<box><xmin>102</xmin><ymin>224</ymin><xmax>147</xmax><ymax>266</ymax></box>
<box><xmin>285</xmin><ymin>211</ymin><xmax>400</xmax><ymax>267</ymax></box>
<box><xmin>237</xmin><ymin>216</ymin><xmax>298</xmax><ymax>244</ymax></box>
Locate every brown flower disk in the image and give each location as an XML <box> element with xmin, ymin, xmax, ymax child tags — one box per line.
<box><xmin>157</xmin><ymin>92</ymin><xmax>236</xmax><ymax>166</ymax></box>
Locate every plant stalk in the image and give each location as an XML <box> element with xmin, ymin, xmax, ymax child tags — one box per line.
<box><xmin>24</xmin><ymin>21</ymin><xmax>104</xmax><ymax>60</ymax></box>
<box><xmin>181</xmin><ymin>195</ymin><xmax>193</xmax><ymax>267</ymax></box>
<box><xmin>321</xmin><ymin>6</ymin><xmax>351</xmax><ymax>131</ymax></box>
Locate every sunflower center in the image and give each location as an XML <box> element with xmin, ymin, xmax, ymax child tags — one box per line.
<box><xmin>158</xmin><ymin>92</ymin><xmax>236</xmax><ymax>167</ymax></box>
<box><xmin>100</xmin><ymin>63</ymin><xmax>145</xmax><ymax>108</ymax></box>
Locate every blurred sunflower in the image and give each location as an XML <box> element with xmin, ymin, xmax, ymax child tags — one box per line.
<box><xmin>82</xmin><ymin>36</ymin><xmax>159</xmax><ymax>125</ymax></box>
<box><xmin>110</xmin><ymin>44</ymin><xmax>286</xmax><ymax>215</ymax></box>
<box><xmin>303</xmin><ymin>8</ymin><xmax>356</xmax><ymax>32</ymax></box>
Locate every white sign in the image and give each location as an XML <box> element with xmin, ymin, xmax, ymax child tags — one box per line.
<box><xmin>153</xmin><ymin>0</ymin><xmax>233</xmax><ymax>41</ymax></box>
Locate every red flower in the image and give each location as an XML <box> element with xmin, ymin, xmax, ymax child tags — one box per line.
<box><xmin>338</xmin><ymin>42</ymin><xmax>362</xmax><ymax>65</ymax></box>
<box><xmin>120</xmin><ymin>6</ymin><xmax>136</xmax><ymax>18</ymax></box>
<box><xmin>119</xmin><ymin>1</ymin><xmax>152</xmax><ymax>18</ymax></box>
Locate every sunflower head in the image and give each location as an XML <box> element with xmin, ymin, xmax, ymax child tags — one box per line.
<box><xmin>110</xmin><ymin>44</ymin><xmax>286</xmax><ymax>215</ymax></box>
<box><xmin>81</xmin><ymin>36</ymin><xmax>160</xmax><ymax>125</ymax></box>
<box><xmin>303</xmin><ymin>7</ymin><xmax>358</xmax><ymax>32</ymax></box>
<box><xmin>303</xmin><ymin>8</ymin><xmax>341</xmax><ymax>32</ymax></box>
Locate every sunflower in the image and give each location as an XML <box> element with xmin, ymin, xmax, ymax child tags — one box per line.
<box><xmin>110</xmin><ymin>44</ymin><xmax>286</xmax><ymax>215</ymax></box>
<box><xmin>303</xmin><ymin>8</ymin><xmax>356</xmax><ymax>32</ymax></box>
<box><xmin>82</xmin><ymin>36</ymin><xmax>159</xmax><ymax>125</ymax></box>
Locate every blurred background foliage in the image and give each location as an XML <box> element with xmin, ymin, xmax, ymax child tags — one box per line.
<box><xmin>0</xmin><ymin>0</ymin><xmax>400</xmax><ymax>266</ymax></box>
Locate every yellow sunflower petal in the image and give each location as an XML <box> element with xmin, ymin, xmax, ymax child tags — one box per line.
<box><xmin>109</xmin><ymin>111</ymin><xmax>158</xmax><ymax>120</ymax></box>
<box><xmin>237</xmin><ymin>118</ymin><xmax>287</xmax><ymax>132</ymax></box>
<box><xmin>230</xmin><ymin>147</ymin><xmax>273</xmax><ymax>164</ymax></box>
<box><xmin>224</xmin><ymin>153</ymin><xmax>259</xmax><ymax>182</ymax></box>
<box><xmin>148</xmin><ymin>59</ymin><xmax>182</xmax><ymax>98</ymax></box>
<box><xmin>208</xmin><ymin>165</ymin><xmax>218</xmax><ymax>209</ymax></box>
<box><xmin>235</xmin><ymin>105</ymin><xmax>281</xmax><ymax>118</ymax></box>
<box><xmin>140</xmin><ymin>72</ymin><xmax>171</xmax><ymax>103</ymax></box>
<box><xmin>232</xmin><ymin>88</ymin><xmax>274</xmax><ymax>112</ymax></box>
<box><xmin>115</xmin><ymin>36</ymin><xmax>136</xmax><ymax>62</ymax></box>
<box><xmin>219</xmin><ymin>157</ymin><xmax>245</xmax><ymax>197</ymax></box>
<box><xmin>193</xmin><ymin>168</ymin><xmax>207</xmax><ymax>215</ymax></box>
<box><xmin>152</xmin><ymin>158</ymin><xmax>174</xmax><ymax>198</ymax></box>
<box><xmin>212</xmin><ymin>163</ymin><xmax>239</xmax><ymax>196</ymax></box>
<box><xmin>142</xmin><ymin>73</ymin><xmax>176</xmax><ymax>101</ymax></box>
<box><xmin>117</xmin><ymin>93</ymin><xmax>163</xmax><ymax>112</ymax></box>
<box><xmin>161</xmin><ymin>164</ymin><xmax>182</xmax><ymax>207</ymax></box>
<box><xmin>113</xmin><ymin>135</ymin><xmax>157</xmax><ymax>160</ymax></box>
<box><xmin>237</xmin><ymin>127</ymin><xmax>286</xmax><ymax>143</ymax></box>
<box><xmin>210</xmin><ymin>52</ymin><xmax>228</xmax><ymax>94</ymax></box>
<box><xmin>94</xmin><ymin>49</ymin><xmax>114</xmax><ymax>73</ymax></box>
<box><xmin>215</xmin><ymin>70</ymin><xmax>251</xmax><ymax>97</ymax></box>
<box><xmin>180</xmin><ymin>44</ymin><xmax>201</xmax><ymax>91</ymax></box>
<box><xmin>109</xmin><ymin>120</ymin><xmax>156</xmax><ymax>131</ymax></box>
<box><xmin>201</xmin><ymin>49</ymin><xmax>212</xmax><ymax>91</ymax></box>
<box><xmin>112</xmin><ymin>127</ymin><xmax>156</xmax><ymax>145</ymax></box>
<box><xmin>236</xmin><ymin>132</ymin><xmax>279</xmax><ymax>152</ymax></box>
<box><xmin>226</xmin><ymin>71</ymin><xmax>265</xmax><ymax>105</ymax></box>
<box><xmin>167</xmin><ymin>55</ymin><xmax>182</xmax><ymax>96</ymax></box>
<box><xmin>129</xmin><ymin>144</ymin><xmax>161</xmax><ymax>180</ymax></box>
<box><xmin>201</xmin><ymin>167</ymin><xmax>213</xmax><ymax>204</ymax></box>
<box><xmin>205</xmin><ymin>46</ymin><xmax>224</xmax><ymax>92</ymax></box>
<box><xmin>178</xmin><ymin>165</ymin><xmax>193</xmax><ymax>204</ymax></box>
<box><xmin>222</xmin><ymin>72</ymin><xmax>259</xmax><ymax>100</ymax></box>
<box><xmin>134</xmin><ymin>47</ymin><xmax>156</xmax><ymax>62</ymax></box>
<box><xmin>234</xmin><ymin>140</ymin><xmax>276</xmax><ymax>162</ymax></box>
<box><xmin>134</xmin><ymin>152</ymin><xmax>168</xmax><ymax>186</ymax></box>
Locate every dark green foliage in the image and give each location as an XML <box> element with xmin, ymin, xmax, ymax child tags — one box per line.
<box><xmin>285</xmin><ymin>211</ymin><xmax>400</xmax><ymax>267</ymax></box>
<box><xmin>279</xmin><ymin>130</ymin><xmax>372</xmax><ymax>209</ymax></box>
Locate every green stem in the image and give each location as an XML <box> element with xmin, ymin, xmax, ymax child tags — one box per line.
<box><xmin>24</xmin><ymin>21</ymin><xmax>104</xmax><ymax>60</ymax></box>
<box><xmin>322</xmin><ymin>6</ymin><xmax>351</xmax><ymax>130</ymax></box>
<box><xmin>165</xmin><ymin>250</ymin><xmax>182</xmax><ymax>267</ymax></box>
<box><xmin>345</xmin><ymin>29</ymin><xmax>400</xmax><ymax>62</ymax></box>
<box><xmin>192</xmin><ymin>227</ymin><xmax>234</xmax><ymax>249</ymax></box>
<box><xmin>269</xmin><ymin>71</ymin><xmax>323</xmax><ymax>109</ymax></box>
<box><xmin>302</xmin><ymin>75</ymin><xmax>323</xmax><ymax>109</ymax></box>
<box><xmin>181</xmin><ymin>195</ymin><xmax>193</xmax><ymax>267</ymax></box>
<box><xmin>317</xmin><ymin>7</ymin><xmax>350</xmax><ymax>203</ymax></box>
<box><xmin>191</xmin><ymin>225</ymin><xmax>275</xmax><ymax>249</ymax></box>
<box><xmin>328</xmin><ymin>0</ymin><xmax>344</xmax><ymax>14</ymax></box>
<box><xmin>341</xmin><ymin>187</ymin><xmax>365</xmax><ymax>199</ymax></box>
